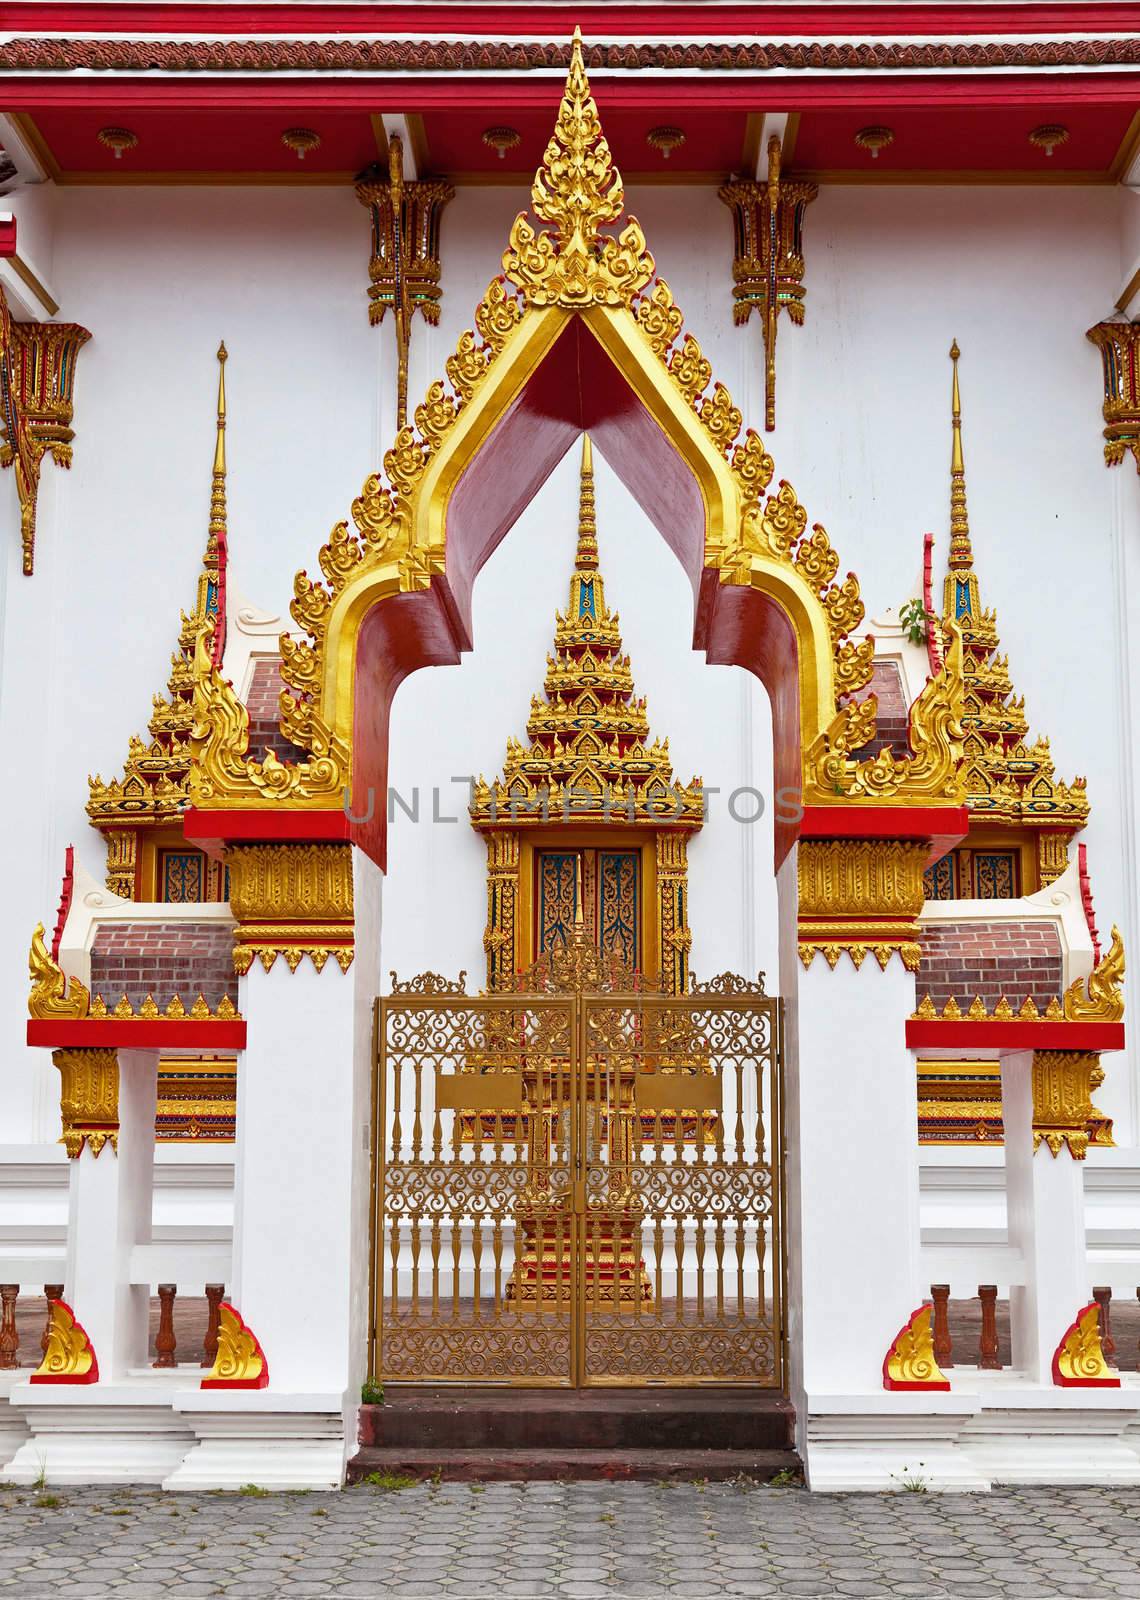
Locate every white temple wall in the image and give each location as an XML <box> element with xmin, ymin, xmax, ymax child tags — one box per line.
<box><xmin>0</xmin><ymin>178</ymin><xmax>1133</xmax><ymax>1224</ymax></box>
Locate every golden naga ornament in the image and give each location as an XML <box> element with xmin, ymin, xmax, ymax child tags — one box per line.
<box><xmin>201</xmin><ymin>1302</ymin><xmax>269</xmax><ymax>1389</ymax></box>
<box><xmin>882</xmin><ymin>1303</ymin><xmax>950</xmax><ymax>1391</ymax></box>
<box><xmin>1051</xmin><ymin>1302</ymin><xmax>1118</xmax><ymax>1387</ymax></box>
<box><xmin>1062</xmin><ymin>925</ymin><xmax>1125</xmax><ymax>1022</ymax></box>
<box><xmin>28</xmin><ymin>923</ymin><xmax>90</xmax><ymax>1020</ymax></box>
<box><xmin>30</xmin><ymin>1298</ymin><xmax>99</xmax><ymax>1384</ymax></box>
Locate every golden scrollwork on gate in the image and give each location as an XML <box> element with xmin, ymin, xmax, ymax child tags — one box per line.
<box><xmin>372</xmin><ymin>975</ymin><xmax>782</xmax><ymax>1388</ymax></box>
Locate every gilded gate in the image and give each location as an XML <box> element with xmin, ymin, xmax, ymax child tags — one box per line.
<box><xmin>371</xmin><ymin>974</ymin><xmax>783</xmax><ymax>1388</ymax></box>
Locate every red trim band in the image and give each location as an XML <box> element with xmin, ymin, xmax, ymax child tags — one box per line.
<box><xmin>184</xmin><ymin>807</ymin><xmax>351</xmax><ymax>846</ymax></box>
<box><xmin>27</xmin><ymin>1020</ymin><xmax>248</xmax><ymax>1049</ymax></box>
<box><xmin>905</xmin><ymin>1019</ymin><xmax>1125</xmax><ymax>1053</ymax></box>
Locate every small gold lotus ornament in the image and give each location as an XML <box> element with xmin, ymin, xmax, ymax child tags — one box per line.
<box><xmin>1029</xmin><ymin>124</ymin><xmax>1069</xmax><ymax>158</ymax></box>
<box><xmin>647</xmin><ymin>126</ymin><xmax>686</xmax><ymax>161</ymax></box>
<box><xmin>97</xmin><ymin>127</ymin><xmax>138</xmax><ymax>160</ymax></box>
<box><xmin>854</xmin><ymin>127</ymin><xmax>894</xmax><ymax>159</ymax></box>
<box><xmin>482</xmin><ymin>126</ymin><xmax>521</xmax><ymax>161</ymax></box>
<box><xmin>281</xmin><ymin>128</ymin><xmax>321</xmax><ymax>161</ymax></box>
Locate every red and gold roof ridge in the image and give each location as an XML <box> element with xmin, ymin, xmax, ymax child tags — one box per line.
<box><xmin>87</xmin><ymin>344</ymin><xmax>229</xmax><ymax>841</ymax></box>
<box><xmin>470</xmin><ymin>434</ymin><xmax>704</xmax><ymax>829</ymax></box>
<box><xmin>939</xmin><ymin>340</ymin><xmax>1089</xmax><ymax>848</ymax></box>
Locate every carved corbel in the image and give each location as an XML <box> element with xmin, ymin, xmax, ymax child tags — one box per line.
<box><xmin>1087</xmin><ymin>321</ymin><xmax>1140</xmax><ymax>472</ymax></box>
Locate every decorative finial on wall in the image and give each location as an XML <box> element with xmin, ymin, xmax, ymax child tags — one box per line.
<box><xmin>208</xmin><ymin>341</ymin><xmax>229</xmax><ymax>668</ymax></box>
<box><xmin>576</xmin><ymin>434</ymin><xmax>598</xmax><ymax>571</ymax></box>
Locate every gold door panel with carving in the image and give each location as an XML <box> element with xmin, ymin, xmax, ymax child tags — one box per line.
<box><xmin>371</xmin><ymin>976</ymin><xmax>783</xmax><ymax>1388</ymax></box>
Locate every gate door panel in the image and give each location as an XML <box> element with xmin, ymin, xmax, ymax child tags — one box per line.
<box><xmin>578</xmin><ymin>991</ymin><xmax>782</xmax><ymax>1386</ymax></box>
<box><xmin>375</xmin><ymin>992</ymin><xmax>576</xmax><ymax>1386</ymax></box>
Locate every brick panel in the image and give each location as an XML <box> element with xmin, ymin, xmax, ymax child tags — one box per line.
<box><xmin>244</xmin><ymin>658</ymin><xmax>310</xmax><ymax>766</ymax></box>
<box><xmin>90</xmin><ymin>922</ymin><xmax>235</xmax><ymax>1009</ymax></box>
<box><xmin>851</xmin><ymin>659</ymin><xmax>909</xmax><ymax>760</ymax></box>
<box><xmin>917</xmin><ymin>919</ymin><xmax>1063</xmax><ymax>1011</ymax></box>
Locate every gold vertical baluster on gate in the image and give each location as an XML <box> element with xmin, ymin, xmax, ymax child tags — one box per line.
<box><xmin>754</xmin><ymin>1054</ymin><xmax>766</xmax><ymax>1318</ymax></box>
<box><xmin>390</xmin><ymin>1219</ymin><xmax>400</xmax><ymax>1319</ymax></box>
<box><xmin>493</xmin><ymin>1218</ymin><xmax>504</xmax><ymax>1314</ymax></box>
<box><xmin>451</xmin><ymin>1212</ymin><xmax>461</xmax><ymax>1320</ymax></box>
<box><xmin>696</xmin><ymin>1217</ymin><xmax>706</xmax><ymax>1322</ymax></box>
<box><xmin>411</xmin><ymin>1059</ymin><xmax>424</xmax><ymax>1161</ymax></box>
<box><xmin>715</xmin><ymin>1219</ymin><xmax>726</xmax><ymax>1319</ymax></box>
<box><xmin>472</xmin><ymin>1219</ymin><xmax>483</xmax><ymax>1322</ymax></box>
<box><xmin>654</xmin><ymin>1219</ymin><xmax>664</xmax><ymax>1315</ymax></box>
<box><xmin>411</xmin><ymin>1216</ymin><xmax>421</xmax><ymax>1320</ymax></box>
<box><xmin>734</xmin><ymin>1057</ymin><xmax>745</xmax><ymax>1163</ymax></box>
<box><xmin>431</xmin><ymin>1219</ymin><xmax>441</xmax><ymax>1320</ymax></box>
<box><xmin>736</xmin><ymin>1219</ymin><xmax>746</xmax><ymax>1320</ymax></box>
<box><xmin>674</xmin><ymin>1212</ymin><xmax>684</xmax><ymax>1325</ymax></box>
<box><xmin>390</xmin><ymin>1045</ymin><xmax>403</xmax><ymax>1162</ymax></box>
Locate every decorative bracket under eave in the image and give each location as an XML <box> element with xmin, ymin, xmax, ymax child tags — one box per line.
<box><xmin>0</xmin><ymin>287</ymin><xmax>91</xmax><ymax>575</ymax></box>
<box><xmin>30</xmin><ymin>1299</ymin><xmax>99</xmax><ymax>1384</ymax></box>
<box><xmin>1052</xmin><ymin>1303</ymin><xmax>1118</xmax><ymax>1387</ymax></box>
<box><xmin>719</xmin><ymin>136</ymin><xmax>817</xmax><ymax>431</ymax></box>
<box><xmin>883</xmin><ymin>1303</ymin><xmax>951</xmax><ymax>1391</ymax></box>
<box><xmin>1087</xmin><ymin>320</ymin><xmax>1140</xmax><ymax>472</ymax></box>
<box><xmin>201</xmin><ymin>1302</ymin><xmax>269</xmax><ymax>1389</ymax></box>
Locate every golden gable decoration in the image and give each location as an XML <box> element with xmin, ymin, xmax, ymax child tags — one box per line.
<box><xmin>188</xmin><ymin>30</ymin><xmax>974</xmax><ymax>834</ymax></box>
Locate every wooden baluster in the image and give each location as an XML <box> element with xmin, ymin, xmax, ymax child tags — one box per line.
<box><xmin>201</xmin><ymin>1283</ymin><xmax>225</xmax><ymax>1368</ymax></box>
<box><xmin>977</xmin><ymin>1284</ymin><xmax>1001</xmax><ymax>1370</ymax></box>
<box><xmin>930</xmin><ymin>1283</ymin><xmax>952</xmax><ymax>1369</ymax></box>
<box><xmin>0</xmin><ymin>1286</ymin><xmax>19</xmax><ymax>1370</ymax></box>
<box><xmin>1093</xmin><ymin>1286</ymin><xmax>1116</xmax><ymax>1367</ymax></box>
<box><xmin>42</xmin><ymin>1285</ymin><xmax>63</xmax><ymax>1356</ymax></box>
<box><xmin>154</xmin><ymin>1284</ymin><xmax>177</xmax><ymax>1369</ymax></box>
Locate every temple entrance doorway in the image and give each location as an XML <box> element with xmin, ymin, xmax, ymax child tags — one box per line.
<box><xmin>371</xmin><ymin>961</ymin><xmax>783</xmax><ymax>1388</ymax></box>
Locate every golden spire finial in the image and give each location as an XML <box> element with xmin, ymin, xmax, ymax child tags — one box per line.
<box><xmin>503</xmin><ymin>27</ymin><xmax>653</xmax><ymax>307</ymax></box>
<box><xmin>948</xmin><ymin>338</ymin><xmax>972</xmax><ymax>571</ymax></box>
<box><xmin>576</xmin><ymin>434</ymin><xmax>599</xmax><ymax>571</ymax></box>
<box><xmin>210</xmin><ymin>341</ymin><xmax>227</xmax><ymax>538</ymax></box>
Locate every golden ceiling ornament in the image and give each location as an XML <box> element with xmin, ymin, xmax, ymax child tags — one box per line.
<box><xmin>52</xmin><ymin>1047</ymin><xmax>119</xmax><ymax>1160</ymax></box>
<box><xmin>1086</xmin><ymin>321</ymin><xmax>1140</xmax><ymax>474</ymax></box>
<box><xmin>96</xmin><ymin>126</ymin><xmax>138</xmax><ymax>159</ymax></box>
<box><xmin>646</xmin><ymin>126</ymin><xmax>686</xmax><ymax>160</ymax></box>
<box><xmin>482</xmin><ymin>126</ymin><xmax>521</xmax><ymax>159</ymax></box>
<box><xmin>718</xmin><ymin>135</ymin><xmax>818</xmax><ymax>430</ymax></box>
<box><xmin>355</xmin><ymin>134</ymin><xmax>454</xmax><ymax>430</ymax></box>
<box><xmin>88</xmin><ymin>342</ymin><xmax>230</xmax><ymax>890</ymax></box>
<box><xmin>501</xmin><ymin>27</ymin><xmax>655</xmax><ymax>309</ymax></box>
<box><xmin>30</xmin><ymin>1299</ymin><xmax>99</xmax><ymax>1385</ymax></box>
<box><xmin>854</xmin><ymin>126</ymin><xmax>895</xmax><ymax>159</ymax></box>
<box><xmin>0</xmin><ymin>293</ymin><xmax>91</xmax><ymax>576</ymax></box>
<box><xmin>201</xmin><ymin>1302</ymin><xmax>269</xmax><ymax>1389</ymax></box>
<box><xmin>28</xmin><ymin>923</ymin><xmax>90</xmax><ymax>1021</ymax></box>
<box><xmin>882</xmin><ymin>1303</ymin><xmax>950</xmax><ymax>1390</ymax></box>
<box><xmin>1028</xmin><ymin>124</ymin><xmax>1069</xmax><ymax>158</ymax></box>
<box><xmin>1062</xmin><ymin>925</ymin><xmax>1125</xmax><ymax>1022</ymax></box>
<box><xmin>1051</xmin><ymin>1302</ymin><xmax>1118</xmax><ymax>1387</ymax></box>
<box><xmin>938</xmin><ymin>342</ymin><xmax>1089</xmax><ymax>875</ymax></box>
<box><xmin>281</xmin><ymin>127</ymin><xmax>321</xmax><ymax>160</ymax></box>
<box><xmin>1031</xmin><ymin>1049</ymin><xmax>1112</xmax><ymax>1161</ymax></box>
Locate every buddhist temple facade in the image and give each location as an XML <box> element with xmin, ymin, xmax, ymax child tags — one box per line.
<box><xmin>1</xmin><ymin>2</ymin><xmax>1139</xmax><ymax>1491</ymax></box>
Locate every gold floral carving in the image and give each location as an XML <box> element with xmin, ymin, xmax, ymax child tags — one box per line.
<box><xmin>804</xmin><ymin>626</ymin><xmax>966</xmax><ymax>807</ymax></box>
<box><xmin>28</xmin><ymin>923</ymin><xmax>90</xmax><ymax>1020</ymax></box>
<box><xmin>226</xmin><ymin>843</ymin><xmax>354</xmax><ymax>976</ymax></box>
<box><xmin>31</xmin><ymin>1299</ymin><xmax>98</xmax><ymax>1384</ymax></box>
<box><xmin>882</xmin><ymin>1304</ymin><xmax>950</xmax><ymax>1390</ymax></box>
<box><xmin>52</xmin><ymin>1047</ymin><xmax>119</xmax><ymax>1159</ymax></box>
<box><xmin>1052</xmin><ymin>1303</ymin><xmax>1117</xmax><ymax>1387</ymax></box>
<box><xmin>501</xmin><ymin>29</ymin><xmax>654</xmax><ymax>310</ymax></box>
<box><xmin>1086</xmin><ymin>322</ymin><xmax>1140</xmax><ymax>473</ymax></box>
<box><xmin>1032</xmin><ymin>1050</ymin><xmax>1111</xmax><ymax>1161</ymax></box>
<box><xmin>797</xmin><ymin>839</ymin><xmax>927</xmax><ymax>972</ymax></box>
<box><xmin>1062</xmin><ymin>925</ymin><xmax>1125</xmax><ymax>1022</ymax></box>
<box><xmin>201</xmin><ymin>1302</ymin><xmax>268</xmax><ymax>1389</ymax></box>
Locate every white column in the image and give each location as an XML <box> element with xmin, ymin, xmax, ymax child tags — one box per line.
<box><xmin>64</xmin><ymin>1048</ymin><xmax>157</xmax><ymax>1380</ymax></box>
<box><xmin>791</xmin><ymin>952</ymin><xmax>922</xmax><ymax>1397</ymax></box>
<box><xmin>1001</xmin><ymin>1050</ymin><xmax>1087</xmax><ymax>1381</ymax></box>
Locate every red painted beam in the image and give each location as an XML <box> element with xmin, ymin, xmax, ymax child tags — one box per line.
<box><xmin>800</xmin><ymin>805</ymin><xmax>970</xmax><ymax>861</ymax></box>
<box><xmin>0</xmin><ymin>216</ymin><xmax>15</xmax><ymax>258</ymax></box>
<box><xmin>184</xmin><ymin>807</ymin><xmax>351</xmax><ymax>847</ymax></box>
<box><xmin>11</xmin><ymin>5</ymin><xmax>1140</xmax><ymax>35</ymax></box>
<box><xmin>8</xmin><ymin>76</ymin><xmax>1137</xmax><ymax>116</ymax></box>
<box><xmin>27</xmin><ymin>1019</ymin><xmax>248</xmax><ymax>1049</ymax></box>
<box><xmin>905</xmin><ymin>1018</ymin><xmax>1125</xmax><ymax>1053</ymax></box>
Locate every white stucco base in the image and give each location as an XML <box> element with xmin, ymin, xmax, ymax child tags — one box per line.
<box><xmin>0</xmin><ymin>1370</ymin><xmax>32</xmax><ymax>1468</ymax></box>
<box><xmin>803</xmin><ymin>1381</ymin><xmax>1140</xmax><ymax>1491</ymax></box>
<box><xmin>164</xmin><ymin>1390</ymin><xmax>345</xmax><ymax>1492</ymax></box>
<box><xmin>1</xmin><ymin>1380</ymin><xmax>195</xmax><ymax>1485</ymax></box>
